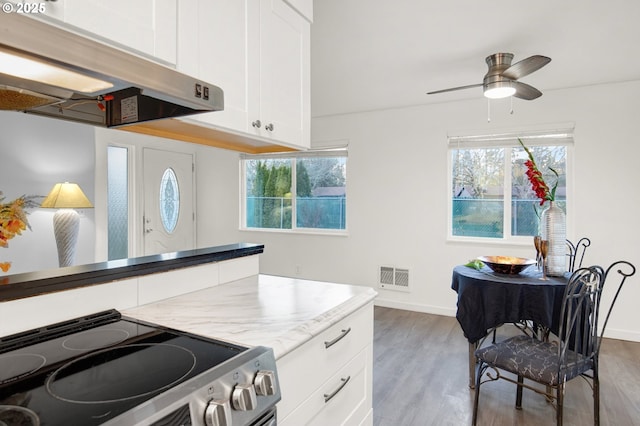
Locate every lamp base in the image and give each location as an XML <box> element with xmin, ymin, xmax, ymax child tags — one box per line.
<box><xmin>52</xmin><ymin>209</ymin><xmax>80</xmax><ymax>267</ymax></box>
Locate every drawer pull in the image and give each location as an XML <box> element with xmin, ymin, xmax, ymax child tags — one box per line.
<box><xmin>323</xmin><ymin>376</ymin><xmax>351</xmax><ymax>403</ymax></box>
<box><xmin>324</xmin><ymin>327</ymin><xmax>351</xmax><ymax>349</ymax></box>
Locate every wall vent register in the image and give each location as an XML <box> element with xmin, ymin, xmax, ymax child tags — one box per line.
<box><xmin>379</xmin><ymin>266</ymin><xmax>410</xmax><ymax>292</ymax></box>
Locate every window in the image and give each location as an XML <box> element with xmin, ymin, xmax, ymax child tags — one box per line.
<box><xmin>242</xmin><ymin>150</ymin><xmax>347</xmax><ymax>232</ymax></box>
<box><xmin>159</xmin><ymin>167</ymin><xmax>180</xmax><ymax>234</ymax></box>
<box><xmin>449</xmin><ymin>130</ymin><xmax>572</xmax><ymax>241</ymax></box>
<box><xmin>107</xmin><ymin>146</ymin><xmax>129</xmax><ymax>260</ymax></box>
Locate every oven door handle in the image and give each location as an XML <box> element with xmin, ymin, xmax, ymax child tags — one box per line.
<box><xmin>323</xmin><ymin>376</ymin><xmax>351</xmax><ymax>403</ymax></box>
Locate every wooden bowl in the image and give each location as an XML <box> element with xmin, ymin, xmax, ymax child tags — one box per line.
<box><xmin>477</xmin><ymin>256</ymin><xmax>536</xmax><ymax>274</ymax></box>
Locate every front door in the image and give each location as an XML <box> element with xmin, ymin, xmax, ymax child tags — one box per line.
<box><xmin>143</xmin><ymin>148</ymin><xmax>195</xmax><ymax>255</ymax></box>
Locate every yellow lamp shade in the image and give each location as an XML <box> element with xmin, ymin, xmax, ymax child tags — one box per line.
<box><xmin>41</xmin><ymin>182</ymin><xmax>93</xmax><ymax>209</ymax></box>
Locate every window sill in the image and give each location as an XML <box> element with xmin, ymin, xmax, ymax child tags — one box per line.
<box><xmin>447</xmin><ymin>236</ymin><xmax>535</xmax><ymax>247</ymax></box>
<box><xmin>239</xmin><ymin>227</ymin><xmax>349</xmax><ymax>237</ymax></box>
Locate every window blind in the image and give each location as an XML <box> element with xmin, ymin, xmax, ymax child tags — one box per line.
<box><xmin>448</xmin><ymin>126</ymin><xmax>574</xmax><ymax>148</ymax></box>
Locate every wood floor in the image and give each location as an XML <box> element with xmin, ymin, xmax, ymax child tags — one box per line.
<box><xmin>372</xmin><ymin>306</ymin><xmax>640</xmax><ymax>426</ymax></box>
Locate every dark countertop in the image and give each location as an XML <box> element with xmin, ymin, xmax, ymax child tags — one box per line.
<box><xmin>0</xmin><ymin>243</ymin><xmax>264</xmax><ymax>302</ymax></box>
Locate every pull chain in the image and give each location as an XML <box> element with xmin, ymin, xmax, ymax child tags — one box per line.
<box><xmin>510</xmin><ymin>95</ymin><xmax>514</xmax><ymax>115</ymax></box>
<box><xmin>487</xmin><ymin>98</ymin><xmax>491</xmax><ymax>122</ymax></box>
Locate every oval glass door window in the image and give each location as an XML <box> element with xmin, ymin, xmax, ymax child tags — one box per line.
<box><xmin>159</xmin><ymin>168</ymin><xmax>180</xmax><ymax>233</ymax></box>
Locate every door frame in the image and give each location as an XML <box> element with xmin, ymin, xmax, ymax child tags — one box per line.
<box><xmin>94</xmin><ymin>128</ymin><xmax>197</xmax><ymax>262</ymax></box>
<box><xmin>142</xmin><ymin>147</ymin><xmax>196</xmax><ymax>256</ymax></box>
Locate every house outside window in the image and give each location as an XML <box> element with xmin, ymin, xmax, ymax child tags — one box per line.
<box><xmin>449</xmin><ymin>129</ymin><xmax>573</xmax><ymax>241</ymax></box>
<box><xmin>241</xmin><ymin>150</ymin><xmax>347</xmax><ymax>233</ymax></box>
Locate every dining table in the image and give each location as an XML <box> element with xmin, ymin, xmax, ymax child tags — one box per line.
<box><xmin>451</xmin><ymin>264</ymin><xmax>569</xmax><ymax>387</ymax></box>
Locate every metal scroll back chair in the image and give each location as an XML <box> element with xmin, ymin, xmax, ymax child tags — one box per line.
<box><xmin>472</xmin><ymin>261</ymin><xmax>636</xmax><ymax>426</ymax></box>
<box><xmin>566</xmin><ymin>237</ymin><xmax>591</xmax><ymax>272</ymax></box>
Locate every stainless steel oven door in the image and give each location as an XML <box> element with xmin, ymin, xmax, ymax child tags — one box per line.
<box><xmin>250</xmin><ymin>407</ymin><xmax>277</xmax><ymax>426</ymax></box>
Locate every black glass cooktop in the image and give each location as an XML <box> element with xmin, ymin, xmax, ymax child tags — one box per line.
<box><xmin>0</xmin><ymin>310</ymin><xmax>246</xmax><ymax>426</ymax></box>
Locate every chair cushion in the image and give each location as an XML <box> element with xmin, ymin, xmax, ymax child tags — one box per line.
<box><xmin>475</xmin><ymin>335</ymin><xmax>593</xmax><ymax>386</ymax></box>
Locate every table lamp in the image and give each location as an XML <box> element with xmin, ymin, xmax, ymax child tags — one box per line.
<box><xmin>41</xmin><ymin>182</ymin><xmax>93</xmax><ymax>267</ymax></box>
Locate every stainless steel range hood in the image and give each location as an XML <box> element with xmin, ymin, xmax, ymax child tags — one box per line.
<box><xmin>0</xmin><ymin>12</ymin><xmax>223</xmax><ymax>127</ymax></box>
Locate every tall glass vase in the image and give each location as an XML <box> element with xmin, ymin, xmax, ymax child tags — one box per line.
<box><xmin>540</xmin><ymin>201</ymin><xmax>566</xmax><ymax>277</ymax></box>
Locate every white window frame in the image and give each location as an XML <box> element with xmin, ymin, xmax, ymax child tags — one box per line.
<box><xmin>447</xmin><ymin>127</ymin><xmax>574</xmax><ymax>245</ymax></box>
<box><xmin>240</xmin><ymin>149</ymin><xmax>348</xmax><ymax>235</ymax></box>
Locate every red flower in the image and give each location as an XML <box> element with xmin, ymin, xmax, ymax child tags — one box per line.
<box><xmin>518</xmin><ymin>139</ymin><xmax>559</xmax><ymax>206</ymax></box>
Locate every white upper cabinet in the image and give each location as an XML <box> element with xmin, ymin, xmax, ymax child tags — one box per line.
<box><xmin>283</xmin><ymin>0</ymin><xmax>313</xmax><ymax>22</ymax></box>
<box><xmin>13</xmin><ymin>0</ymin><xmax>177</xmax><ymax>65</ymax></box>
<box><xmin>251</xmin><ymin>0</ymin><xmax>310</xmax><ymax>148</ymax></box>
<box><xmin>178</xmin><ymin>0</ymin><xmax>251</xmax><ymax>133</ymax></box>
<box><xmin>177</xmin><ymin>0</ymin><xmax>311</xmax><ymax>150</ymax></box>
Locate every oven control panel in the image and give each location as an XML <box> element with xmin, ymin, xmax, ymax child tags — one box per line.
<box><xmin>106</xmin><ymin>346</ymin><xmax>281</xmax><ymax>426</ymax></box>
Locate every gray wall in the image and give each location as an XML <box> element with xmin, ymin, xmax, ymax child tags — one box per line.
<box><xmin>0</xmin><ymin>112</ymin><xmax>95</xmax><ymax>273</ymax></box>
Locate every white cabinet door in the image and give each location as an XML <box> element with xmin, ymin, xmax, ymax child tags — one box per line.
<box><xmin>250</xmin><ymin>0</ymin><xmax>310</xmax><ymax>148</ymax></box>
<box><xmin>64</xmin><ymin>0</ymin><xmax>177</xmax><ymax>64</ymax></box>
<box><xmin>152</xmin><ymin>0</ymin><xmax>178</xmax><ymax>64</ymax></box>
<box><xmin>5</xmin><ymin>0</ymin><xmax>65</xmax><ymax>20</ymax></box>
<box><xmin>177</xmin><ymin>0</ymin><xmax>310</xmax><ymax>150</ymax></box>
<box><xmin>17</xmin><ymin>0</ymin><xmax>177</xmax><ymax>64</ymax></box>
<box><xmin>180</xmin><ymin>0</ymin><xmax>251</xmax><ymax>132</ymax></box>
<box><xmin>283</xmin><ymin>0</ymin><xmax>314</xmax><ymax>22</ymax></box>
<box><xmin>277</xmin><ymin>304</ymin><xmax>374</xmax><ymax>425</ymax></box>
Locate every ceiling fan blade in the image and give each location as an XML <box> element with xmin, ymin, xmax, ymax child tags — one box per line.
<box><xmin>512</xmin><ymin>81</ymin><xmax>542</xmax><ymax>100</ymax></box>
<box><xmin>502</xmin><ymin>55</ymin><xmax>551</xmax><ymax>80</ymax></box>
<box><xmin>427</xmin><ymin>83</ymin><xmax>483</xmax><ymax>95</ymax></box>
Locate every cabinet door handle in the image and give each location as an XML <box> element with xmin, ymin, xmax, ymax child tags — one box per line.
<box><xmin>323</xmin><ymin>376</ymin><xmax>351</xmax><ymax>403</ymax></box>
<box><xmin>265</xmin><ymin>123</ymin><xmax>274</xmax><ymax>131</ymax></box>
<box><xmin>252</xmin><ymin>120</ymin><xmax>262</xmax><ymax>128</ymax></box>
<box><xmin>324</xmin><ymin>327</ymin><xmax>351</xmax><ymax>349</ymax></box>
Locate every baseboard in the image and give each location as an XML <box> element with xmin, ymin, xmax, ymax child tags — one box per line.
<box><xmin>373</xmin><ymin>298</ymin><xmax>456</xmax><ymax>317</ymax></box>
<box><xmin>374</xmin><ymin>298</ymin><xmax>640</xmax><ymax>343</ymax></box>
<box><xmin>602</xmin><ymin>327</ymin><xmax>640</xmax><ymax>343</ymax></box>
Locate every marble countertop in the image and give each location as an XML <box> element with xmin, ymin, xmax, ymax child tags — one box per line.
<box><xmin>123</xmin><ymin>274</ymin><xmax>377</xmax><ymax>359</ymax></box>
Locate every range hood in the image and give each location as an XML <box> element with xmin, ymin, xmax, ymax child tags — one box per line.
<box><xmin>0</xmin><ymin>12</ymin><xmax>223</xmax><ymax>127</ymax></box>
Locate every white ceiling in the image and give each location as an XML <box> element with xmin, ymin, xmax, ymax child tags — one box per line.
<box><xmin>310</xmin><ymin>0</ymin><xmax>640</xmax><ymax>117</ymax></box>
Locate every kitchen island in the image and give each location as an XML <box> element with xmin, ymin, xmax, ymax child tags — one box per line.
<box><xmin>0</xmin><ymin>244</ymin><xmax>263</xmax><ymax>337</ymax></box>
<box><xmin>124</xmin><ymin>274</ymin><xmax>377</xmax><ymax>426</ymax></box>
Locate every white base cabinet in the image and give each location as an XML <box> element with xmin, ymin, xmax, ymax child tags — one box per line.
<box><xmin>277</xmin><ymin>303</ymin><xmax>374</xmax><ymax>426</ymax></box>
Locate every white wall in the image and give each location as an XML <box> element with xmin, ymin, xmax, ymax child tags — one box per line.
<box><xmin>0</xmin><ymin>112</ymin><xmax>243</xmax><ymax>274</ymax></box>
<box><xmin>0</xmin><ymin>112</ymin><xmax>95</xmax><ymax>273</ymax></box>
<box><xmin>94</xmin><ymin>127</ymin><xmax>245</xmax><ymax>259</ymax></box>
<box><xmin>243</xmin><ymin>80</ymin><xmax>640</xmax><ymax>342</ymax></box>
<box><xmin>2</xmin><ymin>81</ymin><xmax>639</xmax><ymax>342</ymax></box>
<box><xmin>194</xmin><ymin>144</ymin><xmax>247</xmax><ymax>247</ymax></box>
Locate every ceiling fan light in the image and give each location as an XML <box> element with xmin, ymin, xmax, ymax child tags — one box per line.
<box><xmin>484</xmin><ymin>81</ymin><xmax>516</xmax><ymax>99</ymax></box>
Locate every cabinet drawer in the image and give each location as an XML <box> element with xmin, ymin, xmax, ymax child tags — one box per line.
<box><xmin>276</xmin><ymin>303</ymin><xmax>373</xmax><ymax>420</ymax></box>
<box><xmin>279</xmin><ymin>345</ymin><xmax>371</xmax><ymax>426</ymax></box>
<box><xmin>315</xmin><ymin>303</ymin><xmax>372</xmax><ymax>369</ymax></box>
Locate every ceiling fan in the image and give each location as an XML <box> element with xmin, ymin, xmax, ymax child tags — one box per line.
<box><xmin>427</xmin><ymin>53</ymin><xmax>551</xmax><ymax>100</ymax></box>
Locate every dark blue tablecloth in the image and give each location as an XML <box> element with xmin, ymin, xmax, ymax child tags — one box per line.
<box><xmin>451</xmin><ymin>265</ymin><xmax>568</xmax><ymax>343</ymax></box>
